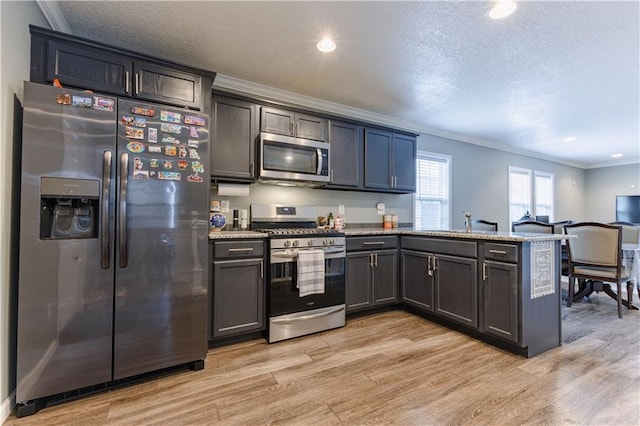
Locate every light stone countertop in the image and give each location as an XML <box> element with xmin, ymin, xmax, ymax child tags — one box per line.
<box><xmin>208</xmin><ymin>228</ymin><xmax>573</xmax><ymax>242</ymax></box>
<box><xmin>344</xmin><ymin>228</ymin><xmax>572</xmax><ymax>242</ymax></box>
<box><xmin>208</xmin><ymin>231</ymin><xmax>267</xmax><ymax>240</ymax></box>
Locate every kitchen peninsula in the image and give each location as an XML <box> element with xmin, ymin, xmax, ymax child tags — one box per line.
<box><xmin>210</xmin><ymin>228</ymin><xmax>568</xmax><ymax>357</ymax></box>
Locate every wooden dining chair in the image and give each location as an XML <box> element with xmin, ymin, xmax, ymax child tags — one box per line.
<box><xmin>471</xmin><ymin>219</ymin><xmax>498</xmax><ymax>231</ymax></box>
<box><xmin>512</xmin><ymin>220</ymin><xmax>554</xmax><ymax>233</ymax></box>
<box><xmin>609</xmin><ymin>221</ymin><xmax>640</xmax><ymax>244</ymax></box>
<box><xmin>552</xmin><ymin>220</ymin><xmax>573</xmax><ymax>234</ymax></box>
<box><xmin>564</xmin><ymin>222</ymin><xmax>633</xmax><ymax>318</ymax></box>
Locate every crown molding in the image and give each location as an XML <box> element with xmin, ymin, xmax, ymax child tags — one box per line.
<box><xmin>36</xmin><ymin>0</ymin><xmax>71</xmax><ymax>33</ymax></box>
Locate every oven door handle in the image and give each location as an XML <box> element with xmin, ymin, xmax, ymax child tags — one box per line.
<box><xmin>272</xmin><ymin>248</ymin><xmax>345</xmax><ymax>261</ymax></box>
<box><xmin>271</xmin><ymin>305</ymin><xmax>345</xmax><ymax>324</ymax></box>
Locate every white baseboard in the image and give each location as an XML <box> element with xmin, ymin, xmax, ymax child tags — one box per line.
<box><xmin>1</xmin><ymin>390</ymin><xmax>16</xmax><ymax>423</ymax></box>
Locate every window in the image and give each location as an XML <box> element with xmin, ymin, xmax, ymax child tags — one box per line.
<box><xmin>508</xmin><ymin>166</ymin><xmax>554</xmax><ymax>224</ymax></box>
<box><xmin>415</xmin><ymin>152</ymin><xmax>451</xmax><ymax>230</ymax></box>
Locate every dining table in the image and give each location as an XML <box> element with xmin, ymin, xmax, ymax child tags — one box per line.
<box><xmin>569</xmin><ymin>243</ymin><xmax>640</xmax><ymax>310</ymax></box>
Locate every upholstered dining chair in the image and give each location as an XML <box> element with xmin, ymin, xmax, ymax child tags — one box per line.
<box><xmin>512</xmin><ymin>220</ymin><xmax>554</xmax><ymax>233</ymax></box>
<box><xmin>471</xmin><ymin>219</ymin><xmax>498</xmax><ymax>231</ymax></box>
<box><xmin>552</xmin><ymin>220</ymin><xmax>574</xmax><ymax>235</ymax></box>
<box><xmin>564</xmin><ymin>222</ymin><xmax>632</xmax><ymax>318</ymax></box>
<box><xmin>609</xmin><ymin>221</ymin><xmax>640</xmax><ymax>244</ymax></box>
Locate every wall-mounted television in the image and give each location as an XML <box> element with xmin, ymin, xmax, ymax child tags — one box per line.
<box><xmin>616</xmin><ymin>195</ymin><xmax>640</xmax><ymax>224</ymax></box>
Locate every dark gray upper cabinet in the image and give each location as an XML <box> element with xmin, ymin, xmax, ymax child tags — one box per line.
<box><xmin>44</xmin><ymin>40</ymin><xmax>130</xmax><ymax>96</ymax></box>
<box><xmin>260</xmin><ymin>107</ymin><xmax>327</xmax><ymax>141</ymax></box>
<box><xmin>211</xmin><ymin>96</ymin><xmax>258</xmax><ymax>181</ymax></box>
<box><xmin>133</xmin><ymin>61</ymin><xmax>201</xmax><ymax>109</ymax></box>
<box><xmin>328</xmin><ymin>120</ymin><xmax>362</xmax><ymax>188</ymax></box>
<box><xmin>364</xmin><ymin>128</ymin><xmax>416</xmax><ymax>193</ymax></box>
<box><xmin>30</xmin><ymin>25</ymin><xmax>215</xmax><ymax>111</ymax></box>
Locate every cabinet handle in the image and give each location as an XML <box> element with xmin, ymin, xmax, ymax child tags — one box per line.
<box><xmin>362</xmin><ymin>241</ymin><xmax>385</xmax><ymax>246</ymax></box>
<box><xmin>369</xmin><ymin>253</ymin><xmax>374</xmax><ymax>268</ymax></box>
<box><xmin>432</xmin><ymin>256</ymin><xmax>438</xmax><ymax>272</ymax></box>
<box><xmin>483</xmin><ymin>262</ymin><xmax>488</xmax><ymax>280</ymax></box>
<box><xmin>250</xmin><ymin>162</ymin><xmax>254</xmax><ymax>176</ymax></box>
<box><xmin>296</xmin><ymin>122</ymin><xmax>299</xmax><ymax>135</ymax></box>
<box><xmin>135</xmin><ymin>73</ymin><xmax>140</xmax><ymax>95</ymax></box>
<box><xmin>330</xmin><ymin>169</ymin><xmax>334</xmax><ymax>183</ymax></box>
<box><xmin>392</xmin><ymin>176</ymin><xmax>396</xmax><ymax>188</ymax></box>
<box><xmin>260</xmin><ymin>261</ymin><xmax>264</xmax><ymax>279</ymax></box>
<box><xmin>291</xmin><ymin>122</ymin><xmax>294</xmax><ymax>134</ymax></box>
<box><xmin>374</xmin><ymin>252</ymin><xmax>378</xmax><ymax>267</ymax></box>
<box><xmin>227</xmin><ymin>248</ymin><xmax>254</xmax><ymax>252</ymax></box>
<box><xmin>125</xmin><ymin>71</ymin><xmax>130</xmax><ymax>93</ymax></box>
<box><xmin>489</xmin><ymin>249</ymin><xmax>507</xmax><ymax>255</ymax></box>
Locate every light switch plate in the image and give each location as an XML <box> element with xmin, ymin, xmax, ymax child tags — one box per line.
<box><xmin>338</xmin><ymin>204</ymin><xmax>345</xmax><ymax>215</ymax></box>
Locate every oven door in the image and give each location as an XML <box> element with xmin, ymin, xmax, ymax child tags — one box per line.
<box><xmin>269</xmin><ymin>250</ymin><xmax>345</xmax><ymax>317</ymax></box>
<box><xmin>260</xmin><ymin>132</ymin><xmax>329</xmax><ymax>182</ymax></box>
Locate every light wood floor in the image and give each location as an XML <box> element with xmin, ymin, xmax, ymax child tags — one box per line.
<box><xmin>5</xmin><ymin>290</ymin><xmax>640</xmax><ymax>425</ymax></box>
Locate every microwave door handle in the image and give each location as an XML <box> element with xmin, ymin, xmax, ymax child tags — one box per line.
<box><xmin>316</xmin><ymin>148</ymin><xmax>323</xmax><ymax>175</ymax></box>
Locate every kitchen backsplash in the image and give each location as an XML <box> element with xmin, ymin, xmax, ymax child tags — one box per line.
<box><xmin>210</xmin><ymin>183</ymin><xmax>413</xmax><ymax>226</ymax></box>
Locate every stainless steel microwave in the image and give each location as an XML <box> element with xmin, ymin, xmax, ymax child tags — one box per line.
<box><xmin>259</xmin><ymin>132</ymin><xmax>330</xmax><ymax>185</ymax></box>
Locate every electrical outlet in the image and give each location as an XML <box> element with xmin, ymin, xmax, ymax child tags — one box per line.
<box><xmin>338</xmin><ymin>204</ymin><xmax>345</xmax><ymax>215</ymax></box>
<box><xmin>376</xmin><ymin>202</ymin><xmax>385</xmax><ymax>215</ymax></box>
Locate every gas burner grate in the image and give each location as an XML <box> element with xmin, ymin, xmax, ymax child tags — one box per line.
<box><xmin>255</xmin><ymin>228</ymin><xmax>345</xmax><ymax>237</ymax></box>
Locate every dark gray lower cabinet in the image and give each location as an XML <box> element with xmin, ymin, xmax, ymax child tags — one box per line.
<box><xmin>433</xmin><ymin>254</ymin><xmax>478</xmax><ymax>328</ymax></box>
<box><xmin>482</xmin><ymin>260</ymin><xmax>518</xmax><ymax>343</ymax></box>
<box><xmin>401</xmin><ymin>250</ymin><xmax>433</xmax><ymax>311</ymax></box>
<box><xmin>211</xmin><ymin>240</ymin><xmax>265</xmax><ymax>339</ymax></box>
<box><xmin>346</xmin><ymin>249</ymin><xmax>398</xmax><ymax>313</ymax></box>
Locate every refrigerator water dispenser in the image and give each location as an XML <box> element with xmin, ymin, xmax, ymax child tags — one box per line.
<box><xmin>40</xmin><ymin>177</ymin><xmax>99</xmax><ymax>239</ymax></box>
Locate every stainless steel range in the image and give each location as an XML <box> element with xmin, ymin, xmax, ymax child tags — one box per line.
<box><xmin>251</xmin><ymin>204</ymin><xmax>346</xmax><ymax>343</ymax></box>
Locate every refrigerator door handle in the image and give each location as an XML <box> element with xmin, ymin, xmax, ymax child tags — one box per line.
<box><xmin>101</xmin><ymin>150</ymin><xmax>112</xmax><ymax>269</ymax></box>
<box><xmin>119</xmin><ymin>153</ymin><xmax>129</xmax><ymax>268</ymax></box>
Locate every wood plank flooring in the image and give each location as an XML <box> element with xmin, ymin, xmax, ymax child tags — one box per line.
<box><xmin>5</xmin><ymin>290</ymin><xmax>640</xmax><ymax>425</ymax></box>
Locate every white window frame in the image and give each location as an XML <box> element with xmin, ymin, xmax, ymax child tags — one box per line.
<box><xmin>508</xmin><ymin>166</ymin><xmax>554</xmax><ymax>224</ymax></box>
<box><xmin>414</xmin><ymin>151</ymin><xmax>452</xmax><ymax>230</ymax></box>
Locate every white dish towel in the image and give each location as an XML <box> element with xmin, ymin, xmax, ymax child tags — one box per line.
<box><xmin>297</xmin><ymin>249</ymin><xmax>325</xmax><ymax>297</ymax></box>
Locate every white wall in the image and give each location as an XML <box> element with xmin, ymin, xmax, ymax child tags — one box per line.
<box><xmin>584</xmin><ymin>163</ymin><xmax>640</xmax><ymax>222</ymax></box>
<box><xmin>1</xmin><ymin>1</ymin><xmax>48</xmax><ymax>421</ymax></box>
<box><xmin>418</xmin><ymin>134</ymin><xmax>587</xmax><ymax>231</ymax></box>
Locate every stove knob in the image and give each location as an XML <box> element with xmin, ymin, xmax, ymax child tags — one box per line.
<box><xmin>330</xmin><ymin>239</ymin><xmax>335</xmax><ymax>245</ymax></box>
<box><xmin>322</xmin><ymin>239</ymin><xmax>328</xmax><ymax>245</ymax></box>
<box><xmin>292</xmin><ymin>240</ymin><xmax>299</xmax><ymax>247</ymax></box>
<box><xmin>284</xmin><ymin>240</ymin><xmax>292</xmax><ymax>248</ymax></box>
<box><xmin>307</xmin><ymin>240</ymin><xmax>313</xmax><ymax>246</ymax></box>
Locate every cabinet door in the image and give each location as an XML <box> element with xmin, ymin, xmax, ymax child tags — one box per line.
<box><xmin>211</xmin><ymin>96</ymin><xmax>258</xmax><ymax>180</ymax></box>
<box><xmin>364</xmin><ymin>128</ymin><xmax>392</xmax><ymax>190</ymax></box>
<box><xmin>372</xmin><ymin>250</ymin><xmax>398</xmax><ymax>306</ymax></box>
<box><xmin>328</xmin><ymin>121</ymin><xmax>362</xmax><ymax>188</ymax></box>
<box><xmin>212</xmin><ymin>258</ymin><xmax>264</xmax><ymax>338</ymax></box>
<box><xmin>134</xmin><ymin>61</ymin><xmax>202</xmax><ymax>109</ymax></box>
<box><xmin>295</xmin><ymin>113</ymin><xmax>327</xmax><ymax>141</ymax></box>
<box><xmin>261</xmin><ymin>107</ymin><xmax>294</xmax><ymax>136</ymax></box>
<box><xmin>391</xmin><ymin>133</ymin><xmax>416</xmax><ymax>192</ymax></box>
<box><xmin>45</xmin><ymin>40</ymin><xmax>130</xmax><ymax>96</ymax></box>
<box><xmin>482</xmin><ymin>261</ymin><xmax>519</xmax><ymax>343</ymax></box>
<box><xmin>434</xmin><ymin>254</ymin><xmax>478</xmax><ymax>328</ymax></box>
<box><xmin>401</xmin><ymin>250</ymin><xmax>433</xmax><ymax>312</ymax></box>
<box><xmin>346</xmin><ymin>252</ymin><xmax>373</xmax><ymax>312</ymax></box>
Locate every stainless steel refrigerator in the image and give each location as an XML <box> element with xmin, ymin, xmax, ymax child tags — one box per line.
<box><xmin>16</xmin><ymin>82</ymin><xmax>209</xmax><ymax>407</ymax></box>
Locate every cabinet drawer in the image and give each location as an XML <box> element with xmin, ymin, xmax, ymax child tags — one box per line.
<box><xmin>213</xmin><ymin>240</ymin><xmax>264</xmax><ymax>259</ymax></box>
<box><xmin>483</xmin><ymin>243</ymin><xmax>518</xmax><ymax>263</ymax></box>
<box><xmin>401</xmin><ymin>237</ymin><xmax>477</xmax><ymax>258</ymax></box>
<box><xmin>347</xmin><ymin>235</ymin><xmax>397</xmax><ymax>251</ymax></box>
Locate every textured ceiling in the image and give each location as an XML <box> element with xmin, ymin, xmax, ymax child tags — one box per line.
<box><xmin>54</xmin><ymin>1</ymin><xmax>639</xmax><ymax>168</ymax></box>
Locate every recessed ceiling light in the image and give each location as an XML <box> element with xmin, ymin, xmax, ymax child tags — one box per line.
<box><xmin>562</xmin><ymin>136</ymin><xmax>577</xmax><ymax>142</ymax></box>
<box><xmin>610</xmin><ymin>153</ymin><xmax>624</xmax><ymax>158</ymax></box>
<box><xmin>317</xmin><ymin>38</ymin><xmax>336</xmax><ymax>53</ymax></box>
<box><xmin>489</xmin><ymin>0</ymin><xmax>517</xmax><ymax>19</ymax></box>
